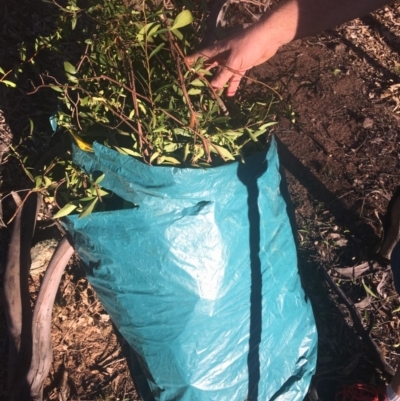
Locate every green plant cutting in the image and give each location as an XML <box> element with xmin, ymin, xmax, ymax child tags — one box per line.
<box><xmin>5</xmin><ymin>0</ymin><xmax>279</xmax><ymax>218</ymax></box>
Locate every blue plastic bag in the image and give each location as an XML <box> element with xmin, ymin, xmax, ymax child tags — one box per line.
<box><xmin>65</xmin><ymin>137</ymin><xmax>317</xmax><ymax>401</ymax></box>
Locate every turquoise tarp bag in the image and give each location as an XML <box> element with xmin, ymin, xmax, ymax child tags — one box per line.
<box><xmin>65</xmin><ymin>137</ymin><xmax>317</xmax><ymax>401</ymax></box>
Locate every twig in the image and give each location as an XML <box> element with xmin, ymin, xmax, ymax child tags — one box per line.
<box><xmin>159</xmin><ymin>13</ymin><xmax>200</xmax><ymax>131</ymax></box>
<box><xmin>322</xmin><ymin>267</ymin><xmax>395</xmax><ymax>379</ymax></box>
<box><xmin>157</xmin><ymin>108</ymin><xmax>185</xmax><ymax>126</ymax></box>
<box><xmin>126</xmin><ymin>56</ymin><xmax>147</xmax><ymax>157</ymax></box>
<box><xmin>7</xmin><ymin>190</ymin><xmax>34</xmax><ymax>224</ymax></box>
<box><xmin>24</xmin><ymin>235</ymin><xmax>75</xmax><ymax>400</ymax></box>
<box><xmin>28</xmin><ymin>77</ymin><xmax>151</xmax><ymax>138</ymax></box>
<box><xmin>85</xmin><ymin>75</ymin><xmax>151</xmax><ymax>103</ymax></box>
<box><xmin>53</xmin><ymin>178</ymin><xmax>67</xmax><ymax>209</ymax></box>
<box><xmin>76</xmin><ymin>44</ymin><xmax>90</xmax><ymax>72</ymax></box>
<box><xmin>0</xmin><ymin>189</ymin><xmax>32</xmax><ymax>206</ymax></box>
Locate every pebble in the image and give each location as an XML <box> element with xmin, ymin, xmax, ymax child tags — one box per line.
<box><xmin>30</xmin><ymin>238</ymin><xmax>59</xmax><ymax>275</ymax></box>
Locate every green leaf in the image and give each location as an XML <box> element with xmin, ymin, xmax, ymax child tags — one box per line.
<box><xmin>79</xmin><ymin>197</ymin><xmax>98</xmax><ymax>218</ymax></box>
<box><xmin>43</xmin><ymin>176</ymin><xmax>52</xmax><ymax>187</ymax></box>
<box><xmin>137</xmin><ymin>22</ymin><xmax>160</xmax><ymax>42</ymax></box>
<box><xmin>22</xmin><ymin>165</ymin><xmax>34</xmax><ymax>182</ymax></box>
<box><xmin>34</xmin><ymin>176</ymin><xmax>43</xmax><ymax>188</ymax></box>
<box><xmin>163</xmin><ymin>143</ymin><xmax>179</xmax><ymax>152</ymax></box>
<box><xmin>53</xmin><ymin>203</ymin><xmax>78</xmax><ymax>219</ymax></box>
<box><xmin>148</xmin><ymin>23</ymin><xmax>161</xmax><ymax>39</ymax></box>
<box><xmin>222</xmin><ymin>130</ymin><xmax>244</xmax><ymax>137</ymax></box>
<box><xmin>2</xmin><ymin>80</ymin><xmax>16</xmax><ymax>88</ymax></box>
<box><xmin>150</xmin><ymin>151</ymin><xmax>159</xmax><ymax>163</ymax></box>
<box><xmin>114</xmin><ymin>146</ymin><xmax>128</xmax><ymax>155</ymax></box>
<box><xmin>253</xmin><ymin>122</ymin><xmax>278</xmax><ymax>138</ymax></box>
<box><xmin>64</xmin><ymin>61</ymin><xmax>76</xmax><ymax>75</ymax></box>
<box><xmin>80</xmin><ymin>96</ymin><xmax>89</xmax><ymax>106</ymax></box>
<box><xmin>49</xmin><ymin>85</ymin><xmax>63</xmax><ymax>92</ymax></box>
<box><xmin>260</xmin><ymin>121</ymin><xmax>278</xmax><ymax>129</ymax></box>
<box><xmin>171</xmin><ymin>29</ymin><xmax>183</xmax><ymax>41</ymax></box>
<box><xmin>171</xmin><ymin>10</ymin><xmax>193</xmax><ymax>30</ymax></box>
<box><xmin>183</xmin><ymin>143</ymin><xmax>190</xmax><ymax>162</ymax></box>
<box><xmin>197</xmin><ymin>68</ymin><xmax>212</xmax><ymax>76</ymax></box>
<box><xmin>362</xmin><ymin>279</ymin><xmax>378</xmax><ymax>298</ymax></box>
<box><xmin>79</xmin><ymin>196</ymin><xmax>96</xmax><ymax>201</ymax></box>
<box><xmin>138</xmin><ymin>102</ymin><xmax>147</xmax><ymax>114</ymax></box>
<box><xmin>28</xmin><ymin>118</ymin><xmax>34</xmax><ymax>135</ymax></box>
<box><xmin>192</xmin><ymin>146</ymin><xmax>204</xmax><ymax>162</ymax></box>
<box><xmin>212</xmin><ymin>116</ymin><xmax>231</xmax><ymax>124</ymax></box>
<box><xmin>149</xmin><ymin>43</ymin><xmax>165</xmax><ymax>59</ymax></box>
<box><xmin>120</xmin><ymin>147</ymin><xmax>141</xmax><ymax>157</ymax></box>
<box><xmin>188</xmin><ymin>88</ymin><xmax>201</xmax><ymax>95</ymax></box>
<box><xmin>210</xmin><ymin>144</ymin><xmax>235</xmax><ymax>161</ymax></box>
<box><xmin>152</xmin><ymin>127</ymin><xmax>169</xmax><ymax>133</ymax></box>
<box><xmin>97</xmin><ymin>188</ymin><xmax>108</xmax><ymax>197</ymax></box>
<box><xmin>190</xmin><ymin>79</ymin><xmax>205</xmax><ymax>87</ymax></box>
<box><xmin>66</xmin><ymin>73</ymin><xmax>78</xmax><ymax>83</ymax></box>
<box><xmin>246</xmin><ymin>128</ymin><xmax>258</xmax><ymax>142</ymax></box>
<box><xmin>116</xmin><ymin>130</ymin><xmax>130</xmax><ymax>136</ymax></box>
<box><xmin>158</xmin><ymin>156</ymin><xmax>180</xmax><ymax>165</ymax></box>
<box><xmin>0</xmin><ymin>66</ymin><xmax>4</xmax><ymax>74</ymax></box>
<box><xmin>154</xmin><ymin>83</ymin><xmax>174</xmax><ymax>94</ymax></box>
<box><xmin>95</xmin><ymin>173</ymin><xmax>105</xmax><ymax>184</ymax></box>
<box><xmin>173</xmin><ymin>127</ymin><xmax>191</xmax><ymax>137</ymax></box>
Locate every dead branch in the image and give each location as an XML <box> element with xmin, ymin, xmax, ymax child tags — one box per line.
<box><xmin>4</xmin><ymin>192</ymin><xmax>42</xmax><ymax>398</ymax></box>
<box><xmin>24</xmin><ymin>235</ymin><xmax>75</xmax><ymax>400</ymax></box>
<box><xmin>322</xmin><ymin>268</ymin><xmax>395</xmax><ymax>379</ymax></box>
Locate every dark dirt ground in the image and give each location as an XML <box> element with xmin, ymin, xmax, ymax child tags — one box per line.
<box><xmin>253</xmin><ymin>2</ymin><xmax>400</xmax><ymax>399</ymax></box>
<box><xmin>1</xmin><ymin>1</ymin><xmax>400</xmax><ymax>400</ymax></box>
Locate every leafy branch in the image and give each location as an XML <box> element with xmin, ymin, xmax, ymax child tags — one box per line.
<box><xmin>6</xmin><ymin>0</ymin><xmax>280</xmax><ymax>218</ymax></box>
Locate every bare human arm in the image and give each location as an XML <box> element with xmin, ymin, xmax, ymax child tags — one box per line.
<box><xmin>186</xmin><ymin>0</ymin><xmax>392</xmax><ymax>96</ymax></box>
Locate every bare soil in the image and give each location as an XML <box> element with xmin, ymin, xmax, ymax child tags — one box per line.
<box><xmin>252</xmin><ymin>3</ymin><xmax>400</xmax><ymax>398</ymax></box>
<box><xmin>1</xmin><ymin>1</ymin><xmax>400</xmax><ymax>400</ymax></box>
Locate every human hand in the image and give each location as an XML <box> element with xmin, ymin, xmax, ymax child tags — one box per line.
<box><xmin>186</xmin><ymin>24</ymin><xmax>281</xmax><ymax>96</ymax></box>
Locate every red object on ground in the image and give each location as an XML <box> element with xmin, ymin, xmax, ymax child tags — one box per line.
<box><xmin>335</xmin><ymin>383</ymin><xmax>387</xmax><ymax>401</ymax></box>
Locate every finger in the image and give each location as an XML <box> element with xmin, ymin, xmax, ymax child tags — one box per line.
<box><xmin>211</xmin><ymin>67</ymin><xmax>234</xmax><ymax>90</ymax></box>
<box><xmin>185</xmin><ymin>52</ymin><xmax>202</xmax><ymax>66</ymax></box>
<box><xmin>185</xmin><ymin>46</ymin><xmax>219</xmax><ymax>66</ymax></box>
<box><xmin>226</xmin><ymin>72</ymin><xmax>244</xmax><ymax>97</ymax></box>
<box><xmin>186</xmin><ymin>40</ymin><xmax>229</xmax><ymax>66</ymax></box>
<box><xmin>205</xmin><ymin>61</ymin><xmax>219</xmax><ymax>71</ymax></box>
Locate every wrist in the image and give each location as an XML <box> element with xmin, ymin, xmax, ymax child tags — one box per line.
<box><xmin>255</xmin><ymin>0</ymin><xmax>299</xmax><ymax>48</ymax></box>
<box><xmin>245</xmin><ymin>17</ymin><xmax>291</xmax><ymax>62</ymax></box>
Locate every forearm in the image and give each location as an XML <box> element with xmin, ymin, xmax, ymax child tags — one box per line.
<box><xmin>187</xmin><ymin>0</ymin><xmax>392</xmax><ymax>96</ymax></box>
<box><xmin>256</xmin><ymin>0</ymin><xmax>391</xmax><ymax>48</ymax></box>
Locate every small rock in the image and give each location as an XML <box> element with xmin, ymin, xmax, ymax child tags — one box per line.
<box><xmin>336</xmin><ymin>239</ymin><xmax>348</xmax><ymax>247</ymax></box>
<box><xmin>363</xmin><ymin>117</ymin><xmax>374</xmax><ymax>129</ymax></box>
<box><xmin>334</xmin><ymin>43</ymin><xmax>347</xmax><ymax>54</ymax></box>
<box><xmin>30</xmin><ymin>238</ymin><xmax>59</xmax><ymax>275</ymax></box>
